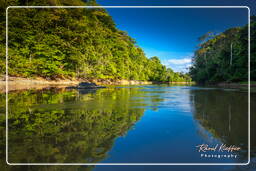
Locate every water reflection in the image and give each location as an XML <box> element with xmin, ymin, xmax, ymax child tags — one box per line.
<box><xmin>191</xmin><ymin>89</ymin><xmax>249</xmax><ymax>161</ymax></box>
<box><xmin>0</xmin><ymin>85</ymin><xmax>254</xmax><ymax>170</ymax></box>
<box><xmin>5</xmin><ymin>87</ymin><xmax>163</xmax><ymax>164</ymax></box>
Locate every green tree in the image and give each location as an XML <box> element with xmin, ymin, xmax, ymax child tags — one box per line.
<box><xmin>0</xmin><ymin>0</ymin><xmax>191</xmax><ymax>82</ymax></box>
<box><xmin>190</xmin><ymin>17</ymin><xmax>255</xmax><ymax>84</ymax></box>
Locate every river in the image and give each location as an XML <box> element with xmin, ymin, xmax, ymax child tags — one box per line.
<box><xmin>0</xmin><ymin>85</ymin><xmax>255</xmax><ymax>170</ymax></box>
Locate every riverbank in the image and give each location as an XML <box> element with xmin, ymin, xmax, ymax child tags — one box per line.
<box><xmin>0</xmin><ymin>76</ymin><xmax>154</xmax><ymax>92</ymax></box>
<box><xmin>2</xmin><ymin>76</ymin><xmax>255</xmax><ymax>93</ymax></box>
<box><xmin>217</xmin><ymin>82</ymin><xmax>256</xmax><ymax>88</ymax></box>
<box><xmin>0</xmin><ymin>76</ymin><xmax>79</xmax><ymax>92</ymax></box>
<box><xmin>214</xmin><ymin>82</ymin><xmax>256</xmax><ymax>93</ymax></box>
<box><xmin>0</xmin><ymin>75</ymin><xmax>197</xmax><ymax>93</ymax></box>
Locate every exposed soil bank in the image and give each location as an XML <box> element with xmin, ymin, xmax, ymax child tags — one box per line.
<box><xmin>0</xmin><ymin>76</ymin><xmax>153</xmax><ymax>92</ymax></box>
<box><xmin>0</xmin><ymin>77</ymin><xmax>79</xmax><ymax>92</ymax></box>
<box><xmin>0</xmin><ymin>76</ymin><xmax>196</xmax><ymax>93</ymax></box>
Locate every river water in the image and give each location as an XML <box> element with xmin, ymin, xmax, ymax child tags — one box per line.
<box><xmin>0</xmin><ymin>85</ymin><xmax>255</xmax><ymax>170</ymax></box>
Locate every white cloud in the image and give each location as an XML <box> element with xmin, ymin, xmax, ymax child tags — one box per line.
<box><xmin>166</xmin><ymin>58</ymin><xmax>192</xmax><ymax>65</ymax></box>
<box><xmin>143</xmin><ymin>48</ymin><xmax>193</xmax><ymax>73</ymax></box>
<box><xmin>163</xmin><ymin>57</ymin><xmax>192</xmax><ymax>73</ymax></box>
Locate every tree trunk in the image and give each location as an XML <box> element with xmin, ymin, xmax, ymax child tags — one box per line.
<box><xmin>230</xmin><ymin>43</ymin><xmax>233</xmax><ymax>66</ymax></box>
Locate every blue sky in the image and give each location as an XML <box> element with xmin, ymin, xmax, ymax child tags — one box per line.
<box><xmin>96</xmin><ymin>0</ymin><xmax>253</xmax><ymax>72</ymax></box>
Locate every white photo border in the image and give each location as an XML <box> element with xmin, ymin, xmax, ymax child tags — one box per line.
<box><xmin>5</xmin><ymin>6</ymin><xmax>251</xmax><ymax>166</ymax></box>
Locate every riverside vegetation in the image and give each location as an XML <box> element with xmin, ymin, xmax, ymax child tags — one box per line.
<box><xmin>189</xmin><ymin>16</ymin><xmax>256</xmax><ymax>84</ymax></box>
<box><xmin>0</xmin><ymin>1</ymin><xmax>254</xmax><ymax>168</ymax></box>
<box><xmin>0</xmin><ymin>1</ymin><xmax>254</xmax><ymax>86</ymax></box>
<box><xmin>0</xmin><ymin>0</ymin><xmax>191</xmax><ymax>83</ymax></box>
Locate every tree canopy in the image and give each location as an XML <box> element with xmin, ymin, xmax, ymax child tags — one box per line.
<box><xmin>189</xmin><ymin>16</ymin><xmax>256</xmax><ymax>84</ymax></box>
<box><xmin>0</xmin><ymin>0</ymin><xmax>191</xmax><ymax>82</ymax></box>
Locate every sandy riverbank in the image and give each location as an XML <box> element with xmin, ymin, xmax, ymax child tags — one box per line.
<box><xmin>0</xmin><ymin>77</ymin><xmax>79</xmax><ymax>92</ymax></box>
<box><xmin>0</xmin><ymin>76</ymin><xmax>154</xmax><ymax>92</ymax></box>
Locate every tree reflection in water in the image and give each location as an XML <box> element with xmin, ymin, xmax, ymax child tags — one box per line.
<box><xmin>191</xmin><ymin>89</ymin><xmax>254</xmax><ymax>163</ymax></box>
<box><xmin>0</xmin><ymin>86</ymin><xmax>254</xmax><ymax>171</ymax></box>
<box><xmin>0</xmin><ymin>86</ymin><xmax>163</xmax><ymax>167</ymax></box>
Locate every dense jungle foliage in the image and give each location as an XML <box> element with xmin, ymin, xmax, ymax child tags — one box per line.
<box><xmin>189</xmin><ymin>16</ymin><xmax>256</xmax><ymax>84</ymax></box>
<box><xmin>0</xmin><ymin>0</ymin><xmax>191</xmax><ymax>82</ymax></box>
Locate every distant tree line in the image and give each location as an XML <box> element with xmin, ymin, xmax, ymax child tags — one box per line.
<box><xmin>189</xmin><ymin>16</ymin><xmax>256</xmax><ymax>84</ymax></box>
<box><xmin>0</xmin><ymin>0</ymin><xmax>191</xmax><ymax>82</ymax></box>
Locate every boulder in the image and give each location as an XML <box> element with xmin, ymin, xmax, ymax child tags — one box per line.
<box><xmin>77</xmin><ymin>82</ymin><xmax>106</xmax><ymax>89</ymax></box>
<box><xmin>79</xmin><ymin>82</ymin><xmax>97</xmax><ymax>87</ymax></box>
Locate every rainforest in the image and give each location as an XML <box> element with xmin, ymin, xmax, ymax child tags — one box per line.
<box><xmin>0</xmin><ymin>0</ymin><xmax>191</xmax><ymax>83</ymax></box>
<box><xmin>0</xmin><ymin>0</ymin><xmax>255</xmax><ymax>170</ymax></box>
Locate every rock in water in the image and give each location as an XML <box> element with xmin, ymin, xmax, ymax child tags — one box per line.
<box><xmin>79</xmin><ymin>82</ymin><xmax>97</xmax><ymax>87</ymax></box>
<box><xmin>77</xmin><ymin>82</ymin><xmax>106</xmax><ymax>89</ymax></box>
